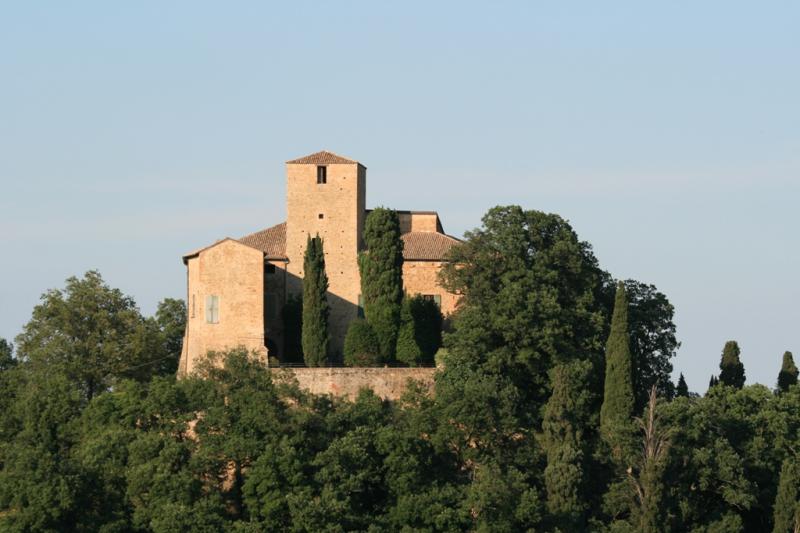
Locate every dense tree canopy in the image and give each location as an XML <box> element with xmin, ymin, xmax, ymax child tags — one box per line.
<box><xmin>0</xmin><ymin>205</ymin><xmax>797</xmax><ymax>532</ymax></box>
<box><xmin>14</xmin><ymin>271</ymin><xmax>180</xmax><ymax>401</ymax></box>
<box><xmin>440</xmin><ymin>206</ymin><xmax>607</xmax><ymax>422</ymax></box>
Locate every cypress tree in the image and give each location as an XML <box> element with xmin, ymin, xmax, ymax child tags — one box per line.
<box><xmin>301</xmin><ymin>235</ymin><xmax>329</xmax><ymax>367</ymax></box>
<box><xmin>358</xmin><ymin>207</ymin><xmax>403</xmax><ymax>361</ymax></box>
<box><xmin>708</xmin><ymin>375</ymin><xmax>719</xmax><ymax>390</ymax></box>
<box><xmin>718</xmin><ymin>340</ymin><xmax>745</xmax><ymax>389</ymax></box>
<box><xmin>676</xmin><ymin>373</ymin><xmax>689</xmax><ymax>397</ymax></box>
<box><xmin>777</xmin><ymin>351</ymin><xmax>798</xmax><ymax>393</ymax></box>
<box><xmin>772</xmin><ymin>457</ymin><xmax>800</xmax><ymax>533</ymax></box>
<box><xmin>600</xmin><ymin>282</ymin><xmax>635</xmax><ymax>453</ymax></box>
<box><xmin>542</xmin><ymin>360</ymin><xmax>593</xmax><ymax>530</ymax></box>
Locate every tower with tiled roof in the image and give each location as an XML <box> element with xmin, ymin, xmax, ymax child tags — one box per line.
<box><xmin>285</xmin><ymin>151</ymin><xmax>367</xmax><ymax>354</ymax></box>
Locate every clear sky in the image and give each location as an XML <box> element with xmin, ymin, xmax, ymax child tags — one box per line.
<box><xmin>1</xmin><ymin>2</ymin><xmax>798</xmax><ymax>392</ymax></box>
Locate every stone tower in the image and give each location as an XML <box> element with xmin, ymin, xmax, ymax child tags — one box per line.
<box><xmin>284</xmin><ymin>151</ymin><xmax>367</xmax><ymax>356</ymax></box>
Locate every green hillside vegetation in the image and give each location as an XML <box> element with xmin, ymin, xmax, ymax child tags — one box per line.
<box><xmin>0</xmin><ymin>205</ymin><xmax>798</xmax><ymax>532</ymax></box>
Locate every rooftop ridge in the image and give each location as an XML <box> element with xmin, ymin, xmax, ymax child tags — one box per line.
<box><xmin>286</xmin><ymin>150</ymin><xmax>359</xmax><ymax>165</ymax></box>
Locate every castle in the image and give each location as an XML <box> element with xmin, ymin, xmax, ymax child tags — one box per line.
<box><xmin>178</xmin><ymin>151</ymin><xmax>461</xmax><ymax>375</ymax></box>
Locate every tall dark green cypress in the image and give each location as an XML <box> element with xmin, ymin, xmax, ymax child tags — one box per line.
<box><xmin>676</xmin><ymin>373</ymin><xmax>689</xmax><ymax>397</ymax></box>
<box><xmin>301</xmin><ymin>235</ymin><xmax>329</xmax><ymax>367</ymax></box>
<box><xmin>772</xmin><ymin>457</ymin><xmax>800</xmax><ymax>533</ymax></box>
<box><xmin>777</xmin><ymin>351</ymin><xmax>798</xmax><ymax>393</ymax></box>
<box><xmin>358</xmin><ymin>208</ymin><xmax>403</xmax><ymax>362</ymax></box>
<box><xmin>718</xmin><ymin>340</ymin><xmax>745</xmax><ymax>389</ymax></box>
<box><xmin>600</xmin><ymin>282</ymin><xmax>635</xmax><ymax>453</ymax></box>
<box><xmin>542</xmin><ymin>360</ymin><xmax>593</xmax><ymax>530</ymax></box>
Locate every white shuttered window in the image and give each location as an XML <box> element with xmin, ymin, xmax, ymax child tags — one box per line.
<box><xmin>205</xmin><ymin>295</ymin><xmax>219</xmax><ymax>324</ymax></box>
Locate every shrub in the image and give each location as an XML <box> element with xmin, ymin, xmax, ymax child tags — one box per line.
<box><xmin>344</xmin><ymin>319</ymin><xmax>381</xmax><ymax>367</ymax></box>
<box><xmin>396</xmin><ymin>298</ymin><xmax>422</xmax><ymax>366</ymax></box>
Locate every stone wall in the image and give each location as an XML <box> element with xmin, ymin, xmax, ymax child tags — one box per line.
<box><xmin>275</xmin><ymin>367</ymin><xmax>437</xmax><ymax>401</ymax></box>
<box><xmin>402</xmin><ymin>260</ymin><xmax>459</xmax><ymax>317</ymax></box>
<box><xmin>398</xmin><ymin>212</ymin><xmax>440</xmax><ymax>233</ymax></box>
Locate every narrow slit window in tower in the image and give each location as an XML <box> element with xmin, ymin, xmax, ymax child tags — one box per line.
<box><xmin>317</xmin><ymin>166</ymin><xmax>327</xmax><ymax>184</ymax></box>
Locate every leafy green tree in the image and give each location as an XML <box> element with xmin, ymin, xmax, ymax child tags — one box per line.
<box><xmin>600</xmin><ymin>282</ymin><xmax>636</xmax><ymax>456</ymax></box>
<box><xmin>440</xmin><ymin>206</ymin><xmax>606</xmax><ymax>426</ymax></box>
<box><xmin>281</xmin><ymin>295</ymin><xmax>303</xmax><ymax>363</ymax></box>
<box><xmin>396</xmin><ymin>296</ymin><xmax>423</xmax><ymax>366</ymax></box>
<box><xmin>301</xmin><ymin>235</ymin><xmax>329</xmax><ymax>366</ymax></box>
<box><xmin>344</xmin><ymin>319</ymin><xmax>381</xmax><ymax>366</ymax></box>
<box><xmin>719</xmin><ymin>341</ymin><xmax>746</xmax><ymax>389</ymax></box>
<box><xmin>0</xmin><ymin>371</ymin><xmax>85</xmax><ymax>531</ymax></box>
<box><xmin>621</xmin><ymin>280</ymin><xmax>679</xmax><ymax>408</ymax></box>
<box><xmin>541</xmin><ymin>359</ymin><xmax>594</xmax><ymax>530</ymax></box>
<box><xmin>773</xmin><ymin>456</ymin><xmax>800</xmax><ymax>533</ymax></box>
<box><xmin>359</xmin><ymin>207</ymin><xmax>404</xmax><ymax>362</ymax></box>
<box><xmin>662</xmin><ymin>384</ymin><xmax>787</xmax><ymax>531</ymax></box>
<box><xmin>15</xmin><ymin>271</ymin><xmax>154</xmax><ymax>400</ymax></box>
<box><xmin>676</xmin><ymin>373</ymin><xmax>689</xmax><ymax>397</ymax></box>
<box><xmin>192</xmin><ymin>349</ymin><xmax>293</xmax><ymax>522</ymax></box>
<box><xmin>777</xmin><ymin>351</ymin><xmax>798</xmax><ymax>393</ymax></box>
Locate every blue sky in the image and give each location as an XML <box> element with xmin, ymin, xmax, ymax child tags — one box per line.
<box><xmin>1</xmin><ymin>2</ymin><xmax>798</xmax><ymax>392</ymax></box>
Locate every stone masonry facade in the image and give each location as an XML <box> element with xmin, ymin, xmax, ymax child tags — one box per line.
<box><xmin>178</xmin><ymin>151</ymin><xmax>461</xmax><ymax>379</ymax></box>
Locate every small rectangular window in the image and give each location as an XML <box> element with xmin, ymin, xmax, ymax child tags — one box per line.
<box><xmin>317</xmin><ymin>166</ymin><xmax>327</xmax><ymax>184</ymax></box>
<box><xmin>205</xmin><ymin>295</ymin><xmax>219</xmax><ymax>324</ymax></box>
<box><xmin>422</xmin><ymin>294</ymin><xmax>442</xmax><ymax>308</ymax></box>
<box><xmin>318</xmin><ymin>213</ymin><xmax>324</xmax><ymax>219</ymax></box>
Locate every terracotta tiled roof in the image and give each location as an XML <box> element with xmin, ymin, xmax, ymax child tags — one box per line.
<box><xmin>187</xmin><ymin>221</ymin><xmax>459</xmax><ymax>263</ymax></box>
<box><xmin>286</xmin><ymin>151</ymin><xmax>359</xmax><ymax>165</ymax></box>
<box><xmin>401</xmin><ymin>232</ymin><xmax>461</xmax><ymax>261</ymax></box>
<box><xmin>238</xmin><ymin>222</ymin><xmax>287</xmax><ymax>259</ymax></box>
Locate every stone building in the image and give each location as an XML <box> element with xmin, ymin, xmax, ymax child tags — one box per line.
<box><xmin>178</xmin><ymin>151</ymin><xmax>461</xmax><ymax>375</ymax></box>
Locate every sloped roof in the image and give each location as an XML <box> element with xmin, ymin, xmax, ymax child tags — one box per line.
<box><xmin>401</xmin><ymin>232</ymin><xmax>461</xmax><ymax>261</ymax></box>
<box><xmin>182</xmin><ymin>237</ymin><xmax>263</xmax><ymax>263</ymax></box>
<box><xmin>286</xmin><ymin>150</ymin><xmax>359</xmax><ymax>165</ymax></box>
<box><xmin>238</xmin><ymin>222</ymin><xmax>287</xmax><ymax>259</ymax></box>
<box><xmin>185</xmin><ymin>220</ymin><xmax>460</xmax><ymax>264</ymax></box>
